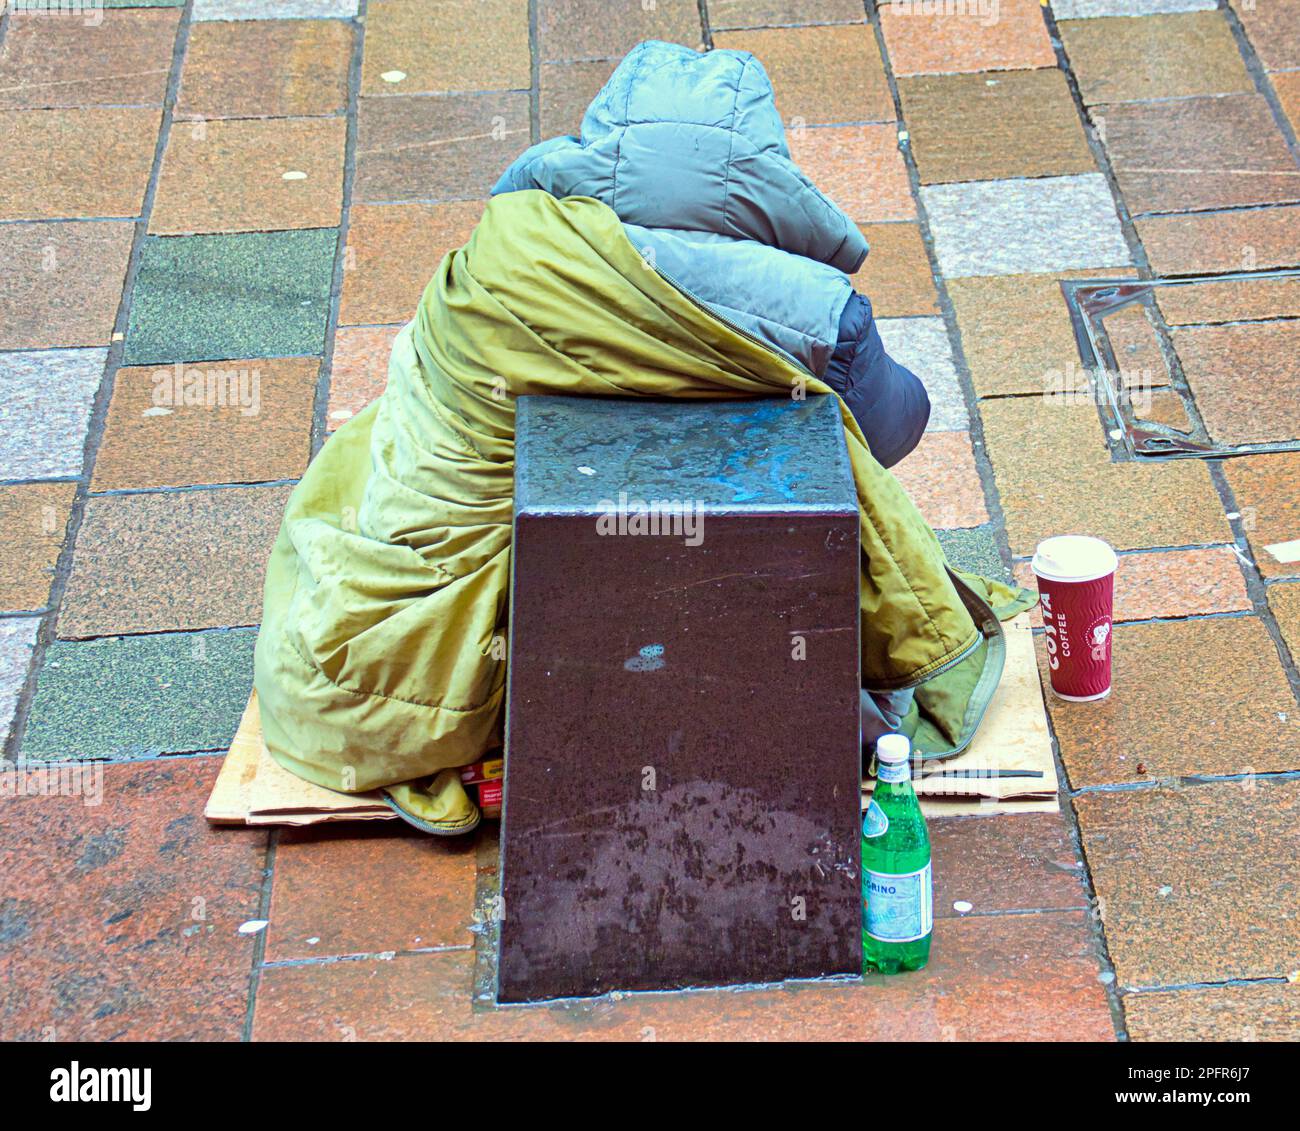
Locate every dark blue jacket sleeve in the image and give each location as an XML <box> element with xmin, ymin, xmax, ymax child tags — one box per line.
<box><xmin>820</xmin><ymin>292</ymin><xmax>929</xmax><ymax>469</ymax></box>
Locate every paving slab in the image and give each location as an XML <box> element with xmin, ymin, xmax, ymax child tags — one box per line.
<box><xmin>0</xmin><ymin>482</ymin><xmax>75</xmax><ymax>612</ymax></box>
<box><xmin>1136</xmin><ymin>205</ymin><xmax>1300</xmax><ymax>276</ymax></box>
<box><xmin>1043</xmin><ymin>616</ymin><xmax>1300</xmax><ymax>788</ymax></box>
<box><xmin>850</xmin><ymin>223</ymin><xmax>938</xmax><ymax>317</ymax></box>
<box><xmin>59</xmin><ymin>484</ymin><xmax>292</xmax><ymax>638</ymax></box>
<box><xmin>922</xmin><ymin>174</ymin><xmax>1130</xmax><ymax>277</ymax></box>
<box><xmin>1157</xmin><ymin>275</ymin><xmax>1300</xmax><ymax>325</ymax></box>
<box><xmin>361</xmin><ymin>0</ymin><xmax>529</xmax><ymax>95</ymax></box>
<box><xmin>151</xmin><ymin>116</ymin><xmax>346</xmax><ymax>235</ymax></box>
<box><xmin>876</xmin><ymin>316</ymin><xmax>967</xmax><ymax>431</ymax></box>
<box><xmin>1268</xmin><ymin>581</ymin><xmax>1300</xmax><ymax>659</ymax></box>
<box><xmin>1125</xmin><ymin>982</ymin><xmax>1300</xmax><ymax>1042</ymax></box>
<box><xmin>192</xmin><ymin>0</ymin><xmax>359</xmax><ymax>18</ymax></box>
<box><xmin>708</xmin><ymin>0</ymin><xmax>866</xmax><ymax>27</ymax></box>
<box><xmin>1223</xmin><ymin>452</ymin><xmax>1300</xmax><ymax>579</ymax></box>
<box><xmin>936</xmin><ymin>525</ymin><xmax>1008</xmax><ymax>582</ymax></box>
<box><xmin>539</xmin><ymin>59</ymin><xmax>618</xmax><ymax>138</ymax></box>
<box><xmin>980</xmin><ymin>396</ymin><xmax>1232</xmax><ymax>554</ymax></box>
<box><xmin>1098</xmin><ymin>94</ymin><xmax>1300</xmax><ymax>215</ymax></box>
<box><xmin>891</xmin><ymin>430</ymin><xmax>989</xmax><ymax>530</ymax></box>
<box><xmin>92</xmin><ymin>357</ymin><xmax>318</xmax><ymax>491</ymax></box>
<box><xmin>354</xmin><ymin>92</ymin><xmax>529</xmax><ymax>203</ymax></box>
<box><xmin>537</xmin><ymin>0</ymin><xmax>704</xmax><ymax>62</ymax></box>
<box><xmin>1175</xmin><ymin>321</ymin><xmax>1300</xmax><ymax>446</ymax></box>
<box><xmin>265</xmin><ymin>825</ymin><xmax>477</xmax><ymax>961</ymax></box>
<box><xmin>339</xmin><ymin>201</ymin><xmax>483</xmax><ymax>325</ymax></box>
<box><xmin>713</xmin><ymin>24</ymin><xmax>894</xmax><ymax>125</ymax></box>
<box><xmin>900</xmin><ymin>68</ymin><xmax>1094</xmax><ymax>185</ymax></box>
<box><xmin>0</xmin><ymin>107</ymin><xmax>159</xmax><ymax>220</ymax></box>
<box><xmin>0</xmin><ymin>8</ymin><xmax>178</xmax><ymax>110</ymax></box>
<box><xmin>787</xmin><ymin>124</ymin><xmax>914</xmax><ymax>222</ymax></box>
<box><xmin>1272</xmin><ymin>69</ymin><xmax>1300</xmax><ymax>135</ymax></box>
<box><xmin>1052</xmin><ymin>0</ymin><xmax>1216</xmax><ymax>14</ymax></box>
<box><xmin>1075</xmin><ymin>779</ymin><xmax>1300</xmax><ymax>987</ymax></box>
<box><xmin>327</xmin><ymin>325</ymin><xmax>400</xmax><ymax>427</ymax></box>
<box><xmin>0</xmin><ymin>758</ymin><xmax>267</xmax><ymax>1041</ymax></box>
<box><xmin>21</xmin><ymin>629</ymin><xmax>257</xmax><ymax>760</ymax></box>
<box><xmin>177</xmin><ymin>17</ymin><xmax>353</xmax><ymax>119</ymax></box>
<box><xmin>0</xmin><ymin>348</ymin><xmax>105</xmax><ymax>480</ymax></box>
<box><xmin>124</xmin><ymin>229</ymin><xmax>335</xmax><ymax>364</ymax></box>
<box><xmin>0</xmin><ymin>618</ymin><xmax>38</xmax><ymax>751</ymax></box>
<box><xmin>0</xmin><ymin>220</ymin><xmax>134</xmax><ymax>350</ymax></box>
<box><xmin>253</xmin><ymin>910</ymin><xmax>1113</xmax><ymax>1040</ymax></box>
<box><xmin>879</xmin><ymin>0</ymin><xmax>1056</xmax><ymax>76</ymax></box>
<box><xmin>1059</xmin><ymin>12</ymin><xmax>1253</xmax><ymax>104</ymax></box>
<box><xmin>1232</xmin><ymin>0</ymin><xmax>1300</xmax><ymax>71</ymax></box>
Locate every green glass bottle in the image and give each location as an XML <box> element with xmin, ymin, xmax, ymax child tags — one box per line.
<box><xmin>862</xmin><ymin>733</ymin><xmax>932</xmax><ymax>974</ymax></box>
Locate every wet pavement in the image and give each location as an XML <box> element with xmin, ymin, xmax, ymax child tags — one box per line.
<box><xmin>1</xmin><ymin>0</ymin><xmax>1298</xmax><ymax>1040</ymax></box>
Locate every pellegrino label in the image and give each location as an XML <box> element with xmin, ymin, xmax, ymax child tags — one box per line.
<box><xmin>864</xmin><ymin>863</ymin><xmax>933</xmax><ymax>943</ymax></box>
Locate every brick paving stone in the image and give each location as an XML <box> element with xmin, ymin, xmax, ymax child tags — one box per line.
<box><xmin>59</xmin><ymin>484</ymin><xmax>292</xmax><ymax>638</ymax></box>
<box><xmin>1136</xmin><ymin>205</ymin><xmax>1300</xmax><ymax>276</ymax></box>
<box><xmin>1232</xmin><ymin>0</ymin><xmax>1300</xmax><ymax>71</ymax></box>
<box><xmin>1098</xmin><ymin>94</ymin><xmax>1300</xmax><ymax>215</ymax></box>
<box><xmin>1272</xmin><ymin>70</ymin><xmax>1300</xmax><ymax>135</ymax></box>
<box><xmin>787</xmin><ymin>124</ymin><xmax>913</xmax><ymax>222</ymax></box>
<box><xmin>900</xmin><ymin>68</ymin><xmax>1095</xmax><ymax>185</ymax></box>
<box><xmin>948</xmin><ymin>268</ymin><xmax>1133</xmax><ymax>398</ymax></box>
<box><xmin>339</xmin><ymin>201</ymin><xmax>483</xmax><ymax>325</ymax></box>
<box><xmin>1174</xmin><ymin>321</ymin><xmax>1300</xmax><ymax>446</ymax></box>
<box><xmin>362</xmin><ymin>0</ymin><xmax>529</xmax><ymax>95</ymax></box>
<box><xmin>922</xmin><ymin>174</ymin><xmax>1130</xmax><ymax>277</ymax></box>
<box><xmin>327</xmin><ymin>325</ymin><xmax>400</xmax><ymax>427</ymax></box>
<box><xmin>124</xmin><ymin>230</ymin><xmax>335</xmax><ymax>365</ymax></box>
<box><xmin>354</xmin><ymin>92</ymin><xmax>529</xmax><ymax>204</ymax></box>
<box><xmin>539</xmin><ymin>60</ymin><xmax>617</xmax><ymax>138</ymax></box>
<box><xmin>713</xmin><ymin>25</ymin><xmax>894</xmax><ymax>125</ymax></box>
<box><xmin>265</xmin><ymin>825</ymin><xmax>477</xmax><ymax>961</ymax></box>
<box><xmin>193</xmin><ymin>0</ymin><xmax>359</xmax><ymax>17</ymax></box>
<box><xmin>708</xmin><ymin>0</ymin><xmax>866</xmax><ymax>27</ymax></box>
<box><xmin>1043</xmin><ymin>616</ymin><xmax>1299</xmax><ymax>788</ymax></box>
<box><xmin>1052</xmin><ymin>0</ymin><xmax>1216</xmax><ymax>14</ymax></box>
<box><xmin>1075</xmin><ymin>779</ymin><xmax>1300</xmax><ymax>987</ymax></box>
<box><xmin>0</xmin><ymin>758</ymin><xmax>266</xmax><ymax>1041</ymax></box>
<box><xmin>0</xmin><ymin>348</ymin><xmax>104</xmax><ymax>480</ymax></box>
<box><xmin>850</xmin><ymin>223</ymin><xmax>938</xmax><ymax>317</ymax></box>
<box><xmin>0</xmin><ymin>220</ymin><xmax>134</xmax><ymax>351</ymax></box>
<box><xmin>0</xmin><ymin>482</ymin><xmax>75</xmax><ymax>612</ymax></box>
<box><xmin>92</xmin><ymin>357</ymin><xmax>318</xmax><ymax>491</ymax></box>
<box><xmin>177</xmin><ymin>17</ymin><xmax>353</xmax><ymax>119</ymax></box>
<box><xmin>1125</xmin><ymin>982</ymin><xmax>1300</xmax><ymax>1042</ymax></box>
<box><xmin>0</xmin><ymin>9</ymin><xmax>178</xmax><ymax>110</ymax></box>
<box><xmin>21</xmin><ymin>629</ymin><xmax>257</xmax><ymax>760</ymax></box>
<box><xmin>1059</xmin><ymin>12</ymin><xmax>1253</xmax><ymax>105</ymax></box>
<box><xmin>1016</xmin><ymin>546</ymin><xmax>1252</xmax><ymax>624</ymax></box>
<box><xmin>537</xmin><ymin>0</ymin><xmax>704</xmax><ymax>62</ymax></box>
<box><xmin>936</xmin><ymin>525</ymin><xmax>1009</xmax><ymax>581</ymax></box>
<box><xmin>876</xmin><ymin>317</ymin><xmax>967</xmax><ymax>431</ymax></box>
<box><xmin>891</xmin><ymin>431</ymin><xmax>989</xmax><ymax>529</ymax></box>
<box><xmin>1268</xmin><ymin>581</ymin><xmax>1300</xmax><ymax>659</ymax></box>
<box><xmin>1157</xmin><ymin>275</ymin><xmax>1300</xmax><ymax>325</ymax></box>
<box><xmin>0</xmin><ymin>107</ymin><xmax>159</xmax><ymax>220</ymax></box>
<box><xmin>253</xmin><ymin>911</ymin><xmax>1113</xmax><ymax>1040</ymax></box>
<box><xmin>879</xmin><ymin>0</ymin><xmax>1056</xmax><ymax>77</ymax></box>
<box><xmin>980</xmin><ymin>396</ymin><xmax>1231</xmax><ymax>554</ymax></box>
<box><xmin>151</xmin><ymin>116</ymin><xmax>346</xmax><ymax>235</ymax></box>
<box><xmin>1224</xmin><ymin>452</ymin><xmax>1300</xmax><ymax>579</ymax></box>
<box><xmin>0</xmin><ymin>618</ymin><xmax>38</xmax><ymax>750</ymax></box>
<box><xmin>930</xmin><ymin>812</ymin><xmax>1089</xmax><ymax>917</ymax></box>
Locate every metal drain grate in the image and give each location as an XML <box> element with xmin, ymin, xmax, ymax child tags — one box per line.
<box><xmin>1062</xmin><ymin>270</ymin><xmax>1300</xmax><ymax>461</ymax></box>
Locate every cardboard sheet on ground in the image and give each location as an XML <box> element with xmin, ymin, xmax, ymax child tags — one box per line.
<box><xmin>207</xmin><ymin>614</ymin><xmax>1056</xmax><ymax>826</ymax></box>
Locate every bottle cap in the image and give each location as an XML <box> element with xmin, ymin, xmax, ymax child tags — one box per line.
<box><xmin>876</xmin><ymin>733</ymin><xmax>911</xmax><ymax>764</ymax></box>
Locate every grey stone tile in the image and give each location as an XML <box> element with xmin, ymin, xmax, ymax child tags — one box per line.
<box><xmin>921</xmin><ymin>174</ymin><xmax>1131</xmax><ymax>278</ymax></box>
<box><xmin>0</xmin><ymin>349</ymin><xmax>105</xmax><ymax>480</ymax></box>
<box><xmin>192</xmin><ymin>0</ymin><xmax>358</xmax><ymax>19</ymax></box>
<box><xmin>936</xmin><ymin>525</ymin><xmax>1009</xmax><ymax>582</ymax></box>
<box><xmin>1051</xmin><ymin>0</ymin><xmax>1215</xmax><ymax>16</ymax></box>
<box><xmin>0</xmin><ymin>617</ymin><xmax>38</xmax><ymax>751</ymax></box>
<box><xmin>876</xmin><ymin>316</ymin><xmax>968</xmax><ymax>431</ymax></box>
<box><xmin>22</xmin><ymin>628</ymin><xmax>257</xmax><ymax>760</ymax></box>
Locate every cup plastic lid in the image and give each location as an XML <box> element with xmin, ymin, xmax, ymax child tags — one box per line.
<box><xmin>876</xmin><ymin>733</ymin><xmax>911</xmax><ymax>763</ymax></box>
<box><xmin>1032</xmin><ymin>535</ymin><xmax>1118</xmax><ymax>583</ymax></box>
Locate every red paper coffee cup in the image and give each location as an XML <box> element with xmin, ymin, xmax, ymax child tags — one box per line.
<box><xmin>1031</xmin><ymin>535</ymin><xmax>1118</xmax><ymax>702</ymax></box>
